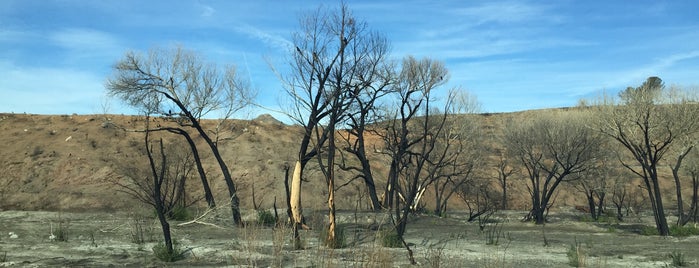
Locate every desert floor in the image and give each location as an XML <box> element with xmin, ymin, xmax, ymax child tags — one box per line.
<box><xmin>1</xmin><ymin>209</ymin><xmax>697</xmax><ymax>267</ymax></box>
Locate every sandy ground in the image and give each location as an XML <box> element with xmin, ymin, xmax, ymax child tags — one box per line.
<box><xmin>1</xmin><ymin>209</ymin><xmax>697</xmax><ymax>267</ymax></box>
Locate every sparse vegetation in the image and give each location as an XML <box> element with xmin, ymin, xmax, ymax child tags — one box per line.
<box><xmin>50</xmin><ymin>215</ymin><xmax>69</xmax><ymax>242</ymax></box>
<box><xmin>379</xmin><ymin>229</ymin><xmax>402</xmax><ymax>248</ymax></box>
<box><xmin>167</xmin><ymin>205</ymin><xmax>192</xmax><ymax>221</ymax></box>
<box><xmin>484</xmin><ymin>222</ymin><xmax>504</xmax><ymax>246</ymax></box>
<box><xmin>257</xmin><ymin>209</ymin><xmax>276</xmax><ymax>226</ymax></box>
<box><xmin>669</xmin><ymin>225</ymin><xmax>699</xmax><ymax>237</ymax></box>
<box><xmin>152</xmin><ymin>241</ymin><xmax>185</xmax><ymax>262</ymax></box>
<box><xmin>321</xmin><ymin>224</ymin><xmax>347</xmax><ymax>249</ymax></box>
<box><xmin>641</xmin><ymin>226</ymin><xmax>660</xmax><ymax>236</ymax></box>
<box><xmin>669</xmin><ymin>250</ymin><xmax>687</xmax><ymax>267</ymax></box>
<box><xmin>129</xmin><ymin>215</ymin><xmax>152</xmax><ymax>244</ymax></box>
<box><xmin>567</xmin><ymin>239</ymin><xmax>587</xmax><ymax>267</ymax></box>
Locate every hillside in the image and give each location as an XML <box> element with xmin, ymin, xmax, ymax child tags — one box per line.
<box><xmin>0</xmin><ymin>109</ymin><xmax>670</xmax><ymax>215</ymax></box>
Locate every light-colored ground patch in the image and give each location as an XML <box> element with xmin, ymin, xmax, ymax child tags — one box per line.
<box><xmin>0</xmin><ymin>209</ymin><xmax>696</xmax><ymax>267</ymax></box>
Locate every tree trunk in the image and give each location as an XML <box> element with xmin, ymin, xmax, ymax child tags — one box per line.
<box><xmin>358</xmin><ymin>156</ymin><xmax>381</xmax><ymax>211</ymax></box>
<box><xmin>353</xmin><ymin>133</ymin><xmax>382</xmax><ymax>211</ymax></box>
<box><xmin>169</xmin><ymin>96</ymin><xmax>241</xmax><ymax>225</ymax></box>
<box><xmin>651</xmin><ymin>173</ymin><xmax>670</xmax><ymax>235</ymax></box>
<box><xmin>146</xmin><ymin>135</ymin><xmax>174</xmax><ymax>256</ymax></box>
<box><xmin>199</xmin><ymin>131</ymin><xmax>242</xmax><ymax>226</ymax></box>
<box><xmin>532</xmin><ymin>206</ymin><xmax>546</xmax><ymax>225</ymax></box>
<box><xmin>501</xmin><ymin>182</ymin><xmax>508</xmax><ymax>210</ymax></box>
<box><xmin>290</xmin><ymin>160</ymin><xmax>303</xmax><ymax>225</ymax></box>
<box><xmin>325</xmin><ymin>118</ymin><xmax>338</xmax><ymax>248</ymax></box>
<box><xmin>689</xmin><ymin>175</ymin><xmax>699</xmax><ymax>224</ymax></box>
<box><xmin>595</xmin><ymin>192</ymin><xmax>605</xmax><ymax>219</ymax></box>
<box><xmin>327</xmin><ymin>170</ymin><xmax>337</xmax><ymax>247</ymax></box>
<box><xmin>283</xmin><ymin>164</ymin><xmax>293</xmax><ymax>224</ymax></box>
<box><xmin>290</xmin><ymin>160</ymin><xmax>304</xmax><ymax>249</ymax></box>
<box><xmin>586</xmin><ymin>191</ymin><xmax>597</xmax><ymax>220</ymax></box>
<box><xmin>169</xmin><ymin>129</ymin><xmax>215</xmax><ymax>208</ymax></box>
<box><xmin>382</xmin><ymin>159</ymin><xmax>399</xmax><ymax>208</ymax></box>
<box><xmin>672</xmin><ymin>147</ymin><xmax>692</xmax><ymax>226</ymax></box>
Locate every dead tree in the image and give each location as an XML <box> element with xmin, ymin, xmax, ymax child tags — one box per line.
<box><xmin>107</xmin><ymin>46</ymin><xmax>254</xmax><ymax>226</ymax></box>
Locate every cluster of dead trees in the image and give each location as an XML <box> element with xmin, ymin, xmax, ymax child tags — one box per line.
<box><xmin>102</xmin><ymin>2</ymin><xmax>699</xmax><ymax>263</ymax></box>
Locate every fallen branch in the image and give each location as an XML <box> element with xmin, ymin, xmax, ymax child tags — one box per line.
<box><xmin>177</xmin><ymin>207</ymin><xmax>228</xmax><ymax>229</ymax></box>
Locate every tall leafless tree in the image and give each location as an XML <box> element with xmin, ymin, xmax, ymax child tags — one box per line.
<box><xmin>281</xmin><ymin>3</ymin><xmax>390</xmax><ymax>248</ymax></box>
<box><xmin>430</xmin><ymin>91</ymin><xmax>483</xmax><ymax>216</ymax></box>
<box><xmin>375</xmin><ymin>57</ymin><xmax>452</xmax><ymax>264</ymax></box>
<box><xmin>596</xmin><ymin>77</ymin><xmax>699</xmax><ymax>235</ymax></box>
<box><xmin>106</xmin><ymin>46</ymin><xmax>254</xmax><ymax>226</ymax></box>
<box><xmin>111</xmin><ymin>121</ymin><xmax>195</xmax><ymax>259</ymax></box>
<box><xmin>505</xmin><ymin>111</ymin><xmax>602</xmax><ymax>224</ymax></box>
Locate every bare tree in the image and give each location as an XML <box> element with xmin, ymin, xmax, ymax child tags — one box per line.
<box><xmin>375</xmin><ymin>57</ymin><xmax>451</xmax><ymax>264</ymax></box>
<box><xmin>456</xmin><ymin>177</ymin><xmax>500</xmax><ymax>223</ymax></box>
<box><xmin>282</xmin><ymin>3</ymin><xmax>390</xmax><ymax>248</ymax></box>
<box><xmin>336</xmin><ymin>41</ymin><xmax>393</xmax><ymax>211</ymax></box>
<box><xmin>111</xmin><ymin>123</ymin><xmax>195</xmax><ymax>260</ymax></box>
<box><xmin>106</xmin><ymin>46</ymin><xmax>254</xmax><ymax>226</ymax></box>
<box><xmin>495</xmin><ymin>153</ymin><xmax>517</xmax><ymax>210</ymax></box>
<box><xmin>430</xmin><ymin>91</ymin><xmax>483</xmax><ymax>216</ymax></box>
<box><xmin>573</xmin><ymin>159</ymin><xmax>611</xmax><ymax>221</ymax></box>
<box><xmin>680</xmin><ymin>147</ymin><xmax>699</xmax><ymax>224</ymax></box>
<box><xmin>380</xmin><ymin>56</ymin><xmax>448</xmax><ymax>210</ymax></box>
<box><xmin>596</xmin><ymin>77</ymin><xmax>699</xmax><ymax>235</ymax></box>
<box><xmin>663</xmin><ymin>87</ymin><xmax>699</xmax><ymax>226</ymax></box>
<box><xmin>505</xmin><ymin>111</ymin><xmax>602</xmax><ymax>224</ymax></box>
<box><xmin>113</xmin><ymin>132</ymin><xmax>199</xmax><ymax>220</ymax></box>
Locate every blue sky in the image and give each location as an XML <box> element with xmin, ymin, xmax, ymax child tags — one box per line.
<box><xmin>2</xmin><ymin>0</ymin><xmax>698</xmax><ymax>119</ymax></box>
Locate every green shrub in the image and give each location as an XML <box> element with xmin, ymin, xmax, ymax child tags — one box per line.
<box><xmin>152</xmin><ymin>241</ymin><xmax>185</xmax><ymax>262</ymax></box>
<box><xmin>578</xmin><ymin>215</ymin><xmax>594</xmax><ymax>222</ymax></box>
<box><xmin>167</xmin><ymin>206</ymin><xmax>192</xmax><ymax>221</ymax></box>
<box><xmin>669</xmin><ymin>250</ymin><xmax>687</xmax><ymax>267</ymax></box>
<box><xmin>640</xmin><ymin>226</ymin><xmax>659</xmax><ymax>236</ymax></box>
<box><xmin>379</xmin><ymin>229</ymin><xmax>403</xmax><ymax>248</ymax></box>
<box><xmin>257</xmin><ymin>210</ymin><xmax>276</xmax><ymax>226</ymax></box>
<box><xmin>670</xmin><ymin>225</ymin><xmax>699</xmax><ymax>237</ymax></box>
<box><xmin>321</xmin><ymin>225</ymin><xmax>347</xmax><ymax>249</ymax></box>
<box><xmin>51</xmin><ymin>218</ymin><xmax>69</xmax><ymax>242</ymax></box>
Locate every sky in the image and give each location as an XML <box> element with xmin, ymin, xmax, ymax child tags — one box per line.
<box><xmin>2</xmin><ymin>0</ymin><xmax>698</xmax><ymax>120</ymax></box>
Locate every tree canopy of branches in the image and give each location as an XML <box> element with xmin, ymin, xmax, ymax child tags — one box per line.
<box><xmin>429</xmin><ymin>90</ymin><xmax>483</xmax><ymax>216</ymax></box>
<box><xmin>596</xmin><ymin>77</ymin><xmax>699</xmax><ymax>235</ymax></box>
<box><xmin>282</xmin><ymin>3</ymin><xmax>391</xmax><ymax>248</ymax></box>
<box><xmin>111</xmin><ymin>126</ymin><xmax>192</xmax><ymax>260</ymax></box>
<box><xmin>505</xmin><ymin>111</ymin><xmax>602</xmax><ymax>224</ymax></box>
<box><xmin>106</xmin><ymin>46</ymin><xmax>254</xmax><ymax>226</ymax></box>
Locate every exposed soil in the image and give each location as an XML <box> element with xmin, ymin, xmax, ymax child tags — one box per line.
<box><xmin>1</xmin><ymin>209</ymin><xmax>696</xmax><ymax>267</ymax></box>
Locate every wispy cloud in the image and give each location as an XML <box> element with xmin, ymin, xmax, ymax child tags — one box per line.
<box><xmin>233</xmin><ymin>24</ymin><xmax>294</xmax><ymax>52</ymax></box>
<box><xmin>198</xmin><ymin>3</ymin><xmax>215</xmax><ymax>17</ymax></box>
<box><xmin>448</xmin><ymin>1</ymin><xmax>557</xmax><ymax>25</ymax></box>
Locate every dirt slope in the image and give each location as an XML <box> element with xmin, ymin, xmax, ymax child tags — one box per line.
<box><xmin>0</xmin><ymin>110</ymin><xmax>643</xmax><ymax>214</ymax></box>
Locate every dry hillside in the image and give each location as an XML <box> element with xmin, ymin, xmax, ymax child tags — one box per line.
<box><xmin>0</xmin><ymin>109</ymin><xmax>675</xmax><ymax>215</ymax></box>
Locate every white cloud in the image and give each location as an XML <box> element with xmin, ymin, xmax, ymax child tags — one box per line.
<box><xmin>233</xmin><ymin>23</ymin><xmax>294</xmax><ymax>52</ymax></box>
<box><xmin>448</xmin><ymin>1</ymin><xmax>555</xmax><ymax>25</ymax></box>
<box><xmin>198</xmin><ymin>3</ymin><xmax>215</xmax><ymax>17</ymax></box>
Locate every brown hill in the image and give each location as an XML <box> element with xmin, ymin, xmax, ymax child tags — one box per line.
<box><xmin>0</xmin><ymin>110</ymin><xmax>671</xmax><ymax>215</ymax></box>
